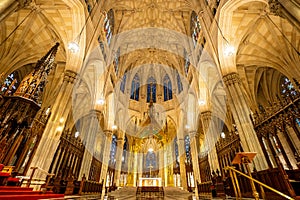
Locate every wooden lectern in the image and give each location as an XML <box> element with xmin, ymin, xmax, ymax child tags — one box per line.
<box><xmin>232</xmin><ymin>152</ymin><xmax>257</xmax><ymax>165</ymax></box>
<box><xmin>232</xmin><ymin>152</ymin><xmax>259</xmax><ymax>200</ymax></box>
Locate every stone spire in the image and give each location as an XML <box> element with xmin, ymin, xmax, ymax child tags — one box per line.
<box><xmin>14</xmin><ymin>42</ymin><xmax>59</xmax><ymax>104</ymax></box>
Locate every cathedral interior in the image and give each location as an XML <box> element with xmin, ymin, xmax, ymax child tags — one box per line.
<box><xmin>0</xmin><ymin>0</ymin><xmax>299</xmax><ymax>199</ymax></box>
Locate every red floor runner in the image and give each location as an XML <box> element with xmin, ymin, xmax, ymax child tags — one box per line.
<box><xmin>0</xmin><ymin>186</ymin><xmax>64</xmax><ymax>200</ymax></box>
<box><xmin>0</xmin><ymin>194</ymin><xmax>64</xmax><ymax>200</ymax></box>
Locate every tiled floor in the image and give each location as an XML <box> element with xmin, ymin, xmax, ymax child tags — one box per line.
<box><xmin>105</xmin><ymin>186</ymin><xmax>195</xmax><ymax>200</ymax></box>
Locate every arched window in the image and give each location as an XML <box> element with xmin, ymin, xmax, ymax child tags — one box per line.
<box><xmin>120</xmin><ymin>72</ymin><xmax>127</xmax><ymax>93</ymax></box>
<box><xmin>147</xmin><ymin>77</ymin><xmax>156</xmax><ymax>103</ymax></box>
<box><xmin>190</xmin><ymin>11</ymin><xmax>201</xmax><ymax>47</ymax></box>
<box><xmin>280</xmin><ymin>76</ymin><xmax>297</xmax><ymax>97</ymax></box>
<box><xmin>130</xmin><ymin>74</ymin><xmax>140</xmax><ymax>101</ymax></box>
<box><xmin>296</xmin><ymin>118</ymin><xmax>300</xmax><ymax>127</ymax></box>
<box><xmin>98</xmin><ymin>37</ymin><xmax>106</xmax><ymax>60</ymax></box>
<box><xmin>109</xmin><ymin>134</ymin><xmax>117</xmax><ymax>167</ymax></box>
<box><xmin>122</xmin><ymin>136</ymin><xmax>128</xmax><ymax>166</ymax></box>
<box><xmin>163</xmin><ymin>74</ymin><xmax>173</xmax><ymax>101</ymax></box>
<box><xmin>84</xmin><ymin>0</ymin><xmax>92</xmax><ymax>13</ymax></box>
<box><xmin>174</xmin><ymin>138</ymin><xmax>179</xmax><ymax>168</ymax></box>
<box><xmin>176</xmin><ymin>71</ymin><xmax>183</xmax><ymax>94</ymax></box>
<box><xmin>185</xmin><ymin>135</ymin><xmax>192</xmax><ymax>165</ymax></box>
<box><xmin>146</xmin><ymin>151</ymin><xmax>156</xmax><ymax>169</ymax></box>
<box><xmin>184</xmin><ymin>49</ymin><xmax>190</xmax><ymax>75</ymax></box>
<box><xmin>1</xmin><ymin>72</ymin><xmax>19</xmax><ymax>95</ymax></box>
<box><xmin>104</xmin><ymin>9</ymin><xmax>114</xmax><ymax>46</ymax></box>
<box><xmin>114</xmin><ymin>47</ymin><xmax>120</xmax><ymax>75</ymax></box>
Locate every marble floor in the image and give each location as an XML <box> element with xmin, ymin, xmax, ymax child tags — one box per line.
<box><xmin>105</xmin><ymin>186</ymin><xmax>195</xmax><ymax>200</ymax></box>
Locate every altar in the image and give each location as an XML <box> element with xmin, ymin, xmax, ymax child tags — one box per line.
<box><xmin>138</xmin><ymin>178</ymin><xmax>162</xmax><ymax>187</ymax></box>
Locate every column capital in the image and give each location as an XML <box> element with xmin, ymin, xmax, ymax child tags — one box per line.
<box><xmin>63</xmin><ymin>70</ymin><xmax>78</xmax><ymax>83</ymax></box>
<box><xmin>88</xmin><ymin>109</ymin><xmax>103</xmax><ymax>117</ymax></box>
<box><xmin>201</xmin><ymin>111</ymin><xmax>212</xmax><ymax>120</ymax></box>
<box><xmin>268</xmin><ymin>0</ymin><xmax>283</xmax><ymax>17</ymax></box>
<box><xmin>117</xmin><ymin>137</ymin><xmax>125</xmax><ymax>143</ymax></box>
<box><xmin>188</xmin><ymin>131</ymin><xmax>198</xmax><ymax>138</ymax></box>
<box><xmin>17</xmin><ymin>0</ymin><xmax>32</xmax><ymax>7</ymax></box>
<box><xmin>103</xmin><ymin>130</ymin><xmax>113</xmax><ymax>138</ymax></box>
<box><xmin>223</xmin><ymin>72</ymin><xmax>241</xmax><ymax>86</ymax></box>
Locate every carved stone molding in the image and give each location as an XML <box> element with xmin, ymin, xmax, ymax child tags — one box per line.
<box><xmin>201</xmin><ymin>111</ymin><xmax>212</xmax><ymax>121</ymax></box>
<box><xmin>17</xmin><ymin>0</ymin><xmax>32</xmax><ymax>7</ymax></box>
<box><xmin>222</xmin><ymin>72</ymin><xmax>241</xmax><ymax>87</ymax></box>
<box><xmin>188</xmin><ymin>131</ymin><xmax>198</xmax><ymax>139</ymax></box>
<box><xmin>63</xmin><ymin>70</ymin><xmax>78</xmax><ymax>84</ymax></box>
<box><xmin>268</xmin><ymin>0</ymin><xmax>283</xmax><ymax>17</ymax></box>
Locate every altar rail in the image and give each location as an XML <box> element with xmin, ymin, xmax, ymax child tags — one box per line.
<box><xmin>136</xmin><ymin>186</ymin><xmax>164</xmax><ymax>198</ymax></box>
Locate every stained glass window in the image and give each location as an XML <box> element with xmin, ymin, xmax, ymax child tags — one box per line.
<box><xmin>146</xmin><ymin>151</ymin><xmax>156</xmax><ymax>169</ymax></box>
<box><xmin>98</xmin><ymin>37</ymin><xmax>106</xmax><ymax>60</ymax></box>
<box><xmin>163</xmin><ymin>74</ymin><xmax>172</xmax><ymax>101</ymax></box>
<box><xmin>185</xmin><ymin>135</ymin><xmax>192</xmax><ymax>164</ymax></box>
<box><xmin>114</xmin><ymin>47</ymin><xmax>120</xmax><ymax>75</ymax></box>
<box><xmin>190</xmin><ymin>11</ymin><xmax>201</xmax><ymax>47</ymax></box>
<box><xmin>122</xmin><ymin>136</ymin><xmax>127</xmax><ymax>165</ymax></box>
<box><xmin>130</xmin><ymin>74</ymin><xmax>140</xmax><ymax>101</ymax></box>
<box><xmin>281</xmin><ymin>76</ymin><xmax>297</xmax><ymax>97</ymax></box>
<box><xmin>147</xmin><ymin>77</ymin><xmax>156</xmax><ymax>103</ymax></box>
<box><xmin>120</xmin><ymin>72</ymin><xmax>127</xmax><ymax>93</ymax></box>
<box><xmin>84</xmin><ymin>0</ymin><xmax>92</xmax><ymax>13</ymax></box>
<box><xmin>296</xmin><ymin>118</ymin><xmax>300</xmax><ymax>127</ymax></box>
<box><xmin>104</xmin><ymin>9</ymin><xmax>114</xmax><ymax>46</ymax></box>
<box><xmin>174</xmin><ymin>138</ymin><xmax>179</xmax><ymax>168</ymax></box>
<box><xmin>184</xmin><ymin>49</ymin><xmax>190</xmax><ymax>75</ymax></box>
<box><xmin>176</xmin><ymin>71</ymin><xmax>183</xmax><ymax>93</ymax></box>
<box><xmin>109</xmin><ymin>134</ymin><xmax>117</xmax><ymax>166</ymax></box>
<box><xmin>1</xmin><ymin>72</ymin><xmax>19</xmax><ymax>95</ymax></box>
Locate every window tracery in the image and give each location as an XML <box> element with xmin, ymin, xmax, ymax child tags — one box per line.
<box><xmin>185</xmin><ymin>135</ymin><xmax>192</xmax><ymax>164</ymax></box>
<box><xmin>176</xmin><ymin>71</ymin><xmax>183</xmax><ymax>93</ymax></box>
<box><xmin>104</xmin><ymin>9</ymin><xmax>114</xmax><ymax>46</ymax></box>
<box><xmin>130</xmin><ymin>74</ymin><xmax>140</xmax><ymax>101</ymax></box>
<box><xmin>163</xmin><ymin>74</ymin><xmax>172</xmax><ymax>101</ymax></box>
<box><xmin>190</xmin><ymin>11</ymin><xmax>201</xmax><ymax>47</ymax></box>
<box><xmin>147</xmin><ymin>77</ymin><xmax>156</xmax><ymax>103</ymax></box>
<box><xmin>184</xmin><ymin>49</ymin><xmax>190</xmax><ymax>75</ymax></box>
<box><xmin>280</xmin><ymin>76</ymin><xmax>297</xmax><ymax>97</ymax></box>
<box><xmin>109</xmin><ymin>134</ymin><xmax>117</xmax><ymax>166</ymax></box>
<box><xmin>114</xmin><ymin>47</ymin><xmax>120</xmax><ymax>75</ymax></box>
<box><xmin>1</xmin><ymin>72</ymin><xmax>19</xmax><ymax>95</ymax></box>
<box><xmin>120</xmin><ymin>72</ymin><xmax>127</xmax><ymax>93</ymax></box>
<box><xmin>174</xmin><ymin>138</ymin><xmax>180</xmax><ymax>168</ymax></box>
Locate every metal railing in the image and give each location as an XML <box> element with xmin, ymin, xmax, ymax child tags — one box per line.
<box><xmin>224</xmin><ymin>166</ymin><xmax>294</xmax><ymax>200</ymax></box>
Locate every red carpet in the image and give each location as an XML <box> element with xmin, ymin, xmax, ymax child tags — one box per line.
<box><xmin>0</xmin><ymin>186</ymin><xmax>64</xmax><ymax>200</ymax></box>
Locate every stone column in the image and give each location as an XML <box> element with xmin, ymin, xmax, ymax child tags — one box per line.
<box><xmin>158</xmin><ymin>146</ymin><xmax>164</xmax><ymax>186</ymax></box>
<box><xmin>114</xmin><ymin>136</ymin><xmax>125</xmax><ymax>187</ymax></box>
<box><xmin>177</xmin><ymin>138</ymin><xmax>188</xmax><ymax>190</ymax></box>
<box><xmin>78</xmin><ymin>110</ymin><xmax>101</xmax><ymax>180</ymax></box>
<box><xmin>100</xmin><ymin>130</ymin><xmax>112</xmax><ymax>185</ymax></box>
<box><xmin>166</xmin><ymin>144</ymin><xmax>174</xmax><ymax>186</ymax></box>
<box><xmin>223</xmin><ymin>72</ymin><xmax>268</xmax><ymax>170</ymax></box>
<box><xmin>201</xmin><ymin>111</ymin><xmax>220</xmax><ymax>172</ymax></box>
<box><xmin>27</xmin><ymin>70</ymin><xmax>77</xmax><ymax>179</ymax></box>
<box><xmin>189</xmin><ymin>131</ymin><xmax>200</xmax><ymax>197</ymax></box>
<box><xmin>137</xmin><ymin>153</ymin><xmax>143</xmax><ymax>185</ymax></box>
<box><xmin>133</xmin><ymin>150</ymin><xmax>138</xmax><ymax>186</ymax></box>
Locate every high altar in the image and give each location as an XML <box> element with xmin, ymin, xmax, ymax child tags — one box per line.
<box><xmin>138</xmin><ymin>178</ymin><xmax>162</xmax><ymax>187</ymax></box>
